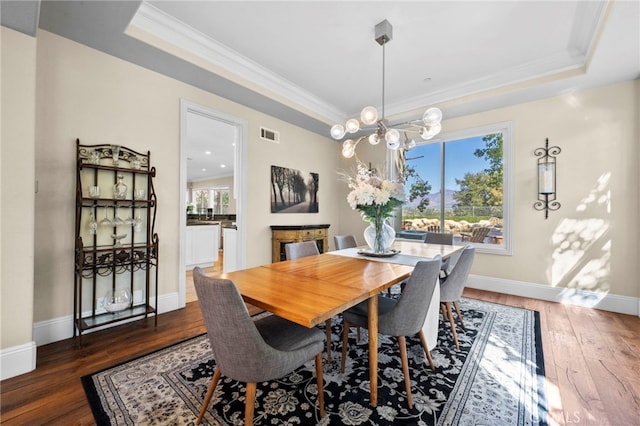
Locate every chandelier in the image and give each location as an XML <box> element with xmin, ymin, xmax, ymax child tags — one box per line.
<box><xmin>330</xmin><ymin>20</ymin><xmax>443</xmax><ymax>158</ymax></box>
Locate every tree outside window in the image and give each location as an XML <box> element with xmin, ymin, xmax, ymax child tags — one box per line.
<box><xmin>401</xmin><ymin>123</ymin><xmax>511</xmax><ymax>254</ymax></box>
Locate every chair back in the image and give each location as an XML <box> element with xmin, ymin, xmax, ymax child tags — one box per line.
<box><xmin>334</xmin><ymin>234</ymin><xmax>357</xmax><ymax>250</ymax></box>
<box><xmin>424</xmin><ymin>231</ymin><xmax>453</xmax><ymax>245</ymax></box>
<box><xmin>193</xmin><ymin>267</ymin><xmax>277</xmax><ymax>382</ymax></box>
<box><xmin>379</xmin><ymin>256</ymin><xmax>442</xmax><ymax>337</ymax></box>
<box><xmin>440</xmin><ymin>245</ymin><xmax>475</xmax><ymax>302</ymax></box>
<box><xmin>285</xmin><ymin>240</ymin><xmax>320</xmax><ymax>260</ymax></box>
<box><xmin>469</xmin><ymin>227</ymin><xmax>491</xmax><ymax>242</ymax></box>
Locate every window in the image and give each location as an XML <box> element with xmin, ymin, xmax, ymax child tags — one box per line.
<box><xmin>190</xmin><ymin>188</ymin><xmax>230</xmax><ymax>215</ymax></box>
<box><xmin>400</xmin><ymin>122</ymin><xmax>512</xmax><ymax>255</ymax></box>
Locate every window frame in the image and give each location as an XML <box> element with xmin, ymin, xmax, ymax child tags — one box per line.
<box><xmin>398</xmin><ymin>121</ymin><xmax>513</xmax><ymax>256</ymax></box>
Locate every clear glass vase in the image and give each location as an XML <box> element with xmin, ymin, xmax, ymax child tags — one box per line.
<box><xmin>363</xmin><ymin>217</ymin><xmax>395</xmax><ymax>253</ymax></box>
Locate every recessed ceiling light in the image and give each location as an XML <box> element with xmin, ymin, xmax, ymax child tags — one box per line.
<box><xmin>205</xmin><ymin>150</ymin><xmax>212</xmax><ymax>155</ymax></box>
<box><xmin>201</xmin><ymin>168</ymin><xmax>207</xmax><ymax>172</ymax></box>
<box><xmin>220</xmin><ymin>164</ymin><xmax>226</xmax><ymax>168</ymax></box>
<box><xmin>423</xmin><ymin>77</ymin><xmax>432</xmax><ymax>83</ymax></box>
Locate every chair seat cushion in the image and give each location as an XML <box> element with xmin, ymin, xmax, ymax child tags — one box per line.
<box><xmin>256</xmin><ymin>314</ymin><xmax>325</xmax><ymax>352</ymax></box>
<box><xmin>343</xmin><ymin>295</ymin><xmax>397</xmax><ymax>328</ymax></box>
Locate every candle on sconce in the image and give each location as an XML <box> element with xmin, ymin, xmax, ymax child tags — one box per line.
<box><xmin>538</xmin><ymin>162</ymin><xmax>555</xmax><ymax>194</ymax></box>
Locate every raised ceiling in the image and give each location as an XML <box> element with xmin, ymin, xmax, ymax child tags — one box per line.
<box><xmin>131</xmin><ymin>0</ymin><xmax>639</xmax><ymax>126</ymax></box>
<box><xmin>5</xmin><ymin>0</ymin><xmax>640</xmax><ymax>180</ymax></box>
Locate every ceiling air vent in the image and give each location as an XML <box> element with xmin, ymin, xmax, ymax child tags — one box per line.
<box><xmin>260</xmin><ymin>127</ymin><xmax>280</xmax><ymax>143</ymax></box>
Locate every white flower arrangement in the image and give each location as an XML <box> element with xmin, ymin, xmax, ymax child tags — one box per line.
<box><xmin>345</xmin><ymin>163</ymin><xmax>405</xmax><ymax>222</ymax></box>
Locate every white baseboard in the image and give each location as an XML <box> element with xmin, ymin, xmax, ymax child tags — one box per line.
<box><xmin>467</xmin><ymin>274</ymin><xmax>640</xmax><ymax>316</ymax></box>
<box><xmin>33</xmin><ymin>292</ymin><xmax>181</xmax><ymax>346</ymax></box>
<box><xmin>0</xmin><ymin>341</ymin><xmax>37</xmax><ymax>380</ymax></box>
<box><xmin>5</xmin><ymin>278</ymin><xmax>638</xmax><ymax>381</ymax></box>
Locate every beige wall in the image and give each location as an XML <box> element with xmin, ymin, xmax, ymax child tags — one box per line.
<box><xmin>337</xmin><ymin>81</ymin><xmax>640</xmax><ymax>299</ymax></box>
<box><xmin>32</xmin><ymin>30</ymin><xmax>342</xmax><ymax>325</ymax></box>
<box><xmin>1</xmin><ymin>27</ymin><xmax>37</xmax><ymax>351</ymax></box>
<box><xmin>2</xmin><ymin>25</ymin><xmax>638</xmax><ymax>370</ymax></box>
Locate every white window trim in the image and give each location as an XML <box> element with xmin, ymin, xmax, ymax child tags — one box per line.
<box><xmin>406</xmin><ymin>121</ymin><xmax>513</xmax><ymax>256</ymax></box>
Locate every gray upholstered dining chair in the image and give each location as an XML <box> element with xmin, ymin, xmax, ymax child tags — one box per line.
<box><xmin>340</xmin><ymin>256</ymin><xmax>442</xmax><ymax>409</ymax></box>
<box><xmin>333</xmin><ymin>234</ymin><xmax>358</xmax><ymax>250</ymax></box>
<box><xmin>192</xmin><ymin>267</ymin><xmax>325</xmax><ymax>426</ymax></box>
<box><xmin>284</xmin><ymin>241</ymin><xmax>333</xmax><ymax>362</ymax></box>
<box><xmin>424</xmin><ymin>231</ymin><xmax>454</xmax><ymax>278</ymax></box>
<box><xmin>285</xmin><ymin>240</ymin><xmax>320</xmax><ymax>259</ymax></box>
<box><xmin>440</xmin><ymin>245</ymin><xmax>475</xmax><ymax>349</ymax></box>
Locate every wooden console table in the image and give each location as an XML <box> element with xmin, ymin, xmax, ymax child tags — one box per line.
<box><xmin>270</xmin><ymin>224</ymin><xmax>330</xmax><ymax>262</ymax></box>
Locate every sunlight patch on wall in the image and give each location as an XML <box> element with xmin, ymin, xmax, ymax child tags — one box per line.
<box><xmin>550</xmin><ymin>173</ymin><xmax>611</xmax><ymax>303</ymax></box>
<box><xmin>576</xmin><ymin>173</ymin><xmax>611</xmax><ymax>212</ymax></box>
<box><xmin>551</xmin><ymin>218</ymin><xmax>609</xmax><ymax>280</ymax></box>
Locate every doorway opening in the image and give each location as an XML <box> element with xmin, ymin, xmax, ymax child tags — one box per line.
<box><xmin>179</xmin><ymin>100</ymin><xmax>247</xmax><ymax>306</ymax></box>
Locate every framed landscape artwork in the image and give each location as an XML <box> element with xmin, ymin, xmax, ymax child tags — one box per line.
<box><xmin>271</xmin><ymin>165</ymin><xmax>319</xmax><ymax>213</ymax></box>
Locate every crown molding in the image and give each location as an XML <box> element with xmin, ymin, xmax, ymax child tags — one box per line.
<box><xmin>128</xmin><ymin>1</ymin><xmax>610</xmax><ymax>124</ymax></box>
<box><xmin>128</xmin><ymin>1</ymin><xmax>344</xmax><ymax>124</ymax></box>
<box><xmin>386</xmin><ymin>1</ymin><xmax>609</xmax><ymax>118</ymax></box>
<box><xmin>385</xmin><ymin>51</ymin><xmax>586</xmax><ymax>118</ymax></box>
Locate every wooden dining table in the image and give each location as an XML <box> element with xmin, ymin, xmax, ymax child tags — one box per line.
<box><xmin>218</xmin><ymin>240</ymin><xmax>464</xmax><ymax>406</ymax></box>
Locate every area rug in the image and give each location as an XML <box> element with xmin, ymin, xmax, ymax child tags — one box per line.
<box><xmin>82</xmin><ymin>298</ymin><xmax>548</xmax><ymax>425</ymax></box>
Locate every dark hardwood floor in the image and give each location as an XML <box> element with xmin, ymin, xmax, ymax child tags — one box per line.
<box><xmin>1</xmin><ymin>289</ymin><xmax>638</xmax><ymax>425</ymax></box>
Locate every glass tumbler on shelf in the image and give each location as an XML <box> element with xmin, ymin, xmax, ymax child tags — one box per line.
<box><xmin>134</xmin><ymin>188</ymin><xmax>146</xmax><ymax>200</ymax></box>
<box><xmin>89</xmin><ymin>185</ymin><xmax>100</xmax><ymax>198</ymax></box>
<box><xmin>114</xmin><ymin>175</ymin><xmax>127</xmax><ymax>199</ymax></box>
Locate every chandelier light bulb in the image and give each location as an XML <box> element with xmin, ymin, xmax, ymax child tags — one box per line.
<box><xmin>368</xmin><ymin>134</ymin><xmax>380</xmax><ymax>145</ymax></box>
<box><xmin>420</xmin><ymin>122</ymin><xmax>442</xmax><ymax>140</ymax></box>
<box><xmin>360</xmin><ymin>106</ymin><xmax>378</xmax><ymax>125</ymax></box>
<box><xmin>342</xmin><ymin>139</ymin><xmax>356</xmax><ymax>158</ymax></box>
<box><xmin>422</xmin><ymin>107</ymin><xmax>443</xmax><ymax>126</ymax></box>
<box><xmin>385</xmin><ymin>129</ymin><xmax>400</xmax><ymax>149</ymax></box>
<box><xmin>345</xmin><ymin>118</ymin><xmax>360</xmax><ymax>133</ymax></box>
<box><xmin>331</xmin><ymin>124</ymin><xmax>346</xmax><ymax>140</ymax></box>
<box><xmin>404</xmin><ymin>138</ymin><xmax>416</xmax><ymax>150</ymax></box>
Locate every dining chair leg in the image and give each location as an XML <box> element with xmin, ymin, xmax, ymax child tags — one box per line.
<box><xmin>197</xmin><ymin>366</ymin><xmax>221</xmax><ymax>425</ymax></box>
<box><xmin>397</xmin><ymin>336</ymin><xmax>414</xmax><ymax>409</ymax></box>
<box><xmin>445</xmin><ymin>302</ymin><xmax>460</xmax><ymax>349</ymax></box>
<box><xmin>453</xmin><ymin>300</ymin><xmax>465</xmax><ymax>329</ymax></box>
<box><xmin>417</xmin><ymin>331</ymin><xmax>435</xmax><ymax>370</ymax></box>
<box><xmin>341</xmin><ymin>321</ymin><xmax>350</xmax><ymax>373</ymax></box>
<box><xmin>315</xmin><ymin>352</ymin><xmax>325</xmax><ymax>418</ymax></box>
<box><xmin>440</xmin><ymin>303</ymin><xmax>448</xmax><ymax>320</ymax></box>
<box><xmin>244</xmin><ymin>382</ymin><xmax>257</xmax><ymax>426</ymax></box>
<box><xmin>325</xmin><ymin>319</ymin><xmax>332</xmax><ymax>363</ymax></box>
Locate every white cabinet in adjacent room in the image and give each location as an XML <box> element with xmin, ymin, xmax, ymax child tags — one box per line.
<box><xmin>223</xmin><ymin>226</ymin><xmax>237</xmax><ymax>273</ymax></box>
<box><xmin>186</xmin><ymin>224</ymin><xmax>220</xmax><ymax>268</ymax></box>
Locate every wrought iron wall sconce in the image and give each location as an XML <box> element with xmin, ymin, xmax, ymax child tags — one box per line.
<box><xmin>534</xmin><ymin>138</ymin><xmax>561</xmax><ymax>219</ymax></box>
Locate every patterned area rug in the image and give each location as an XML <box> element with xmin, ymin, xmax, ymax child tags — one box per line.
<box><xmin>82</xmin><ymin>298</ymin><xmax>547</xmax><ymax>425</ymax></box>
